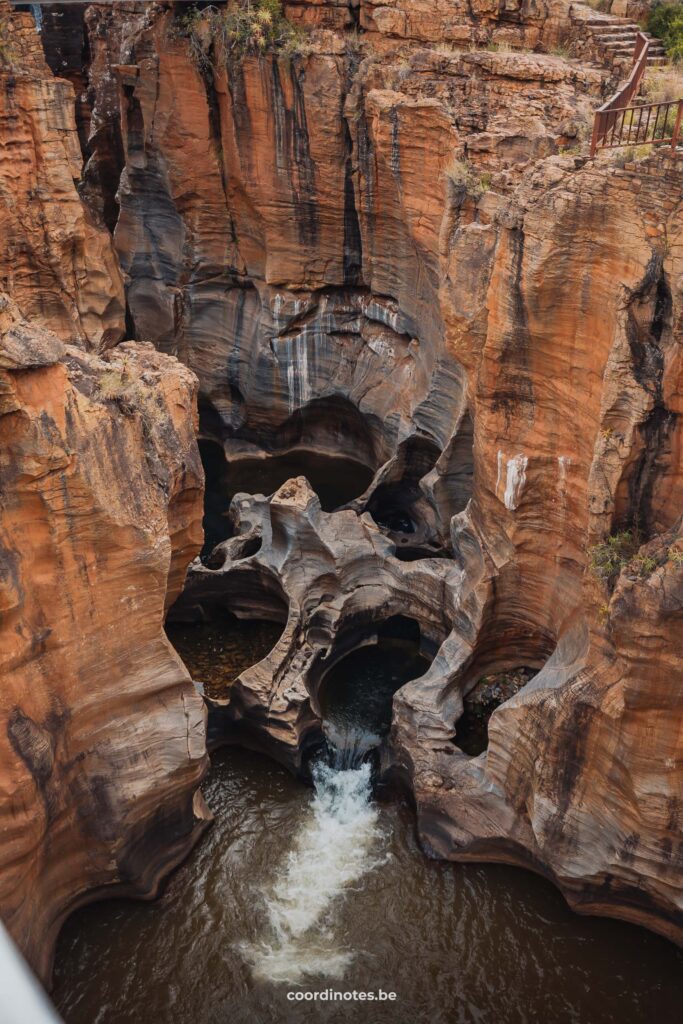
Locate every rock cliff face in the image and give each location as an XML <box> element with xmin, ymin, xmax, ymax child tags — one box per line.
<box><xmin>0</xmin><ymin>292</ymin><xmax>208</xmax><ymax>980</ymax></box>
<box><xmin>0</xmin><ymin>0</ymin><xmax>681</xmax><ymax>974</ymax></box>
<box><xmin>0</xmin><ymin>2</ymin><xmax>208</xmax><ymax>981</ymax></box>
<box><xmin>112</xmin><ymin>1</ymin><xmax>680</xmax><ymax>946</ymax></box>
<box><xmin>0</xmin><ymin>4</ymin><xmax>125</xmax><ymax>349</ymax></box>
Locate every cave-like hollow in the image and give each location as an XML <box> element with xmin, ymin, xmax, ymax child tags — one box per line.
<box><xmin>197</xmin><ymin>397</ymin><xmax>384</xmax><ymax>562</ymax></box>
<box><xmin>365</xmin><ymin>436</ymin><xmax>442</xmax><ymax>538</ymax></box>
<box><xmin>198</xmin><ymin>439</ymin><xmax>236</xmax><ymax>561</ymax></box>
<box><xmin>311</xmin><ymin>615</ymin><xmax>435</xmax><ymax>763</ymax></box>
<box><xmin>185</xmin><ymin>387</ymin><xmax>472</xmax><ymax>767</ymax></box>
<box><xmin>452</xmin><ymin>633</ymin><xmax>556</xmax><ymax>756</ymax></box>
<box><xmin>166</xmin><ymin>573</ymin><xmax>290</xmax><ymax>702</ymax></box>
<box><xmin>223</xmin><ymin>450</ymin><xmax>375</xmax><ymax>512</ymax></box>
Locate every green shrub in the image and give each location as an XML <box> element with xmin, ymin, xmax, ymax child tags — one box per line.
<box><xmin>631</xmin><ymin>553</ymin><xmax>658</xmax><ymax>576</ymax></box>
<box><xmin>550</xmin><ymin>44</ymin><xmax>572</xmax><ymax>59</ymax></box>
<box><xmin>96</xmin><ymin>364</ymin><xmax>166</xmax><ymax>427</ymax></box>
<box><xmin>644</xmin><ymin>66</ymin><xmax>683</xmax><ymax>103</ymax></box>
<box><xmin>588</xmin><ymin>531</ymin><xmax>638</xmax><ymax>585</ymax></box>
<box><xmin>177</xmin><ymin>1</ymin><xmax>309</xmax><ymax>64</ymax></box>
<box><xmin>612</xmin><ymin>142</ymin><xmax>654</xmax><ymax>166</ymax></box>
<box><xmin>589</xmin><ymin>531</ymin><xmax>664</xmax><ymax>586</ymax></box>
<box><xmin>647</xmin><ymin>2</ymin><xmax>683</xmax><ymax>64</ymax></box>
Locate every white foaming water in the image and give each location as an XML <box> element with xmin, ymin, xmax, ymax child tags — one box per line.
<box><xmin>240</xmin><ymin>740</ymin><xmax>386</xmax><ymax>985</ymax></box>
<box><xmin>324</xmin><ymin>723</ymin><xmax>382</xmax><ymax>771</ymax></box>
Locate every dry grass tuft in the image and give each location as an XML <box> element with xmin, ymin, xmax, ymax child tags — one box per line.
<box><xmin>443</xmin><ymin>158</ymin><xmax>491</xmax><ymax>199</ymax></box>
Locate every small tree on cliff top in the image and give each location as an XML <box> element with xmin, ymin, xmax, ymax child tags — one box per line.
<box><xmin>178</xmin><ymin>1</ymin><xmax>309</xmax><ymax>61</ymax></box>
<box><xmin>648</xmin><ymin>3</ymin><xmax>683</xmax><ymax>63</ymax></box>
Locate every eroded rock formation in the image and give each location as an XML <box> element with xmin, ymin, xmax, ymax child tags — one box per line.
<box><xmin>132</xmin><ymin>1</ymin><xmax>678</xmax><ymax>946</ymax></box>
<box><xmin>0</xmin><ymin>0</ymin><xmax>681</xmax><ymax>975</ymax></box>
<box><xmin>169</xmin><ymin>476</ymin><xmax>461</xmax><ymax>765</ymax></box>
<box><xmin>0</xmin><ymin>4</ymin><xmax>125</xmax><ymax>349</ymax></box>
<box><xmin>0</xmin><ymin>2</ymin><xmax>213</xmax><ymax>982</ymax></box>
<box><xmin>0</xmin><ymin>290</ymin><xmax>209</xmax><ymax>979</ymax></box>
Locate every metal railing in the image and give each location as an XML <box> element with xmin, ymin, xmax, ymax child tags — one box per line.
<box><xmin>589</xmin><ymin>32</ymin><xmax>675</xmax><ymax>156</ymax></box>
<box><xmin>591</xmin><ymin>98</ymin><xmax>683</xmax><ymax>152</ymax></box>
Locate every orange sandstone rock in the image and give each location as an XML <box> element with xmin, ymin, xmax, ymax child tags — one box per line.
<box><xmin>0</xmin><ymin>3</ymin><xmax>125</xmax><ymax>350</ymax></box>
<box><xmin>0</xmin><ymin>294</ymin><xmax>208</xmax><ymax>980</ymax></box>
<box><xmin>76</xmin><ymin>2</ymin><xmax>682</xmax><ymax>946</ymax></box>
<box><xmin>0</xmin><ymin>0</ymin><xmax>681</xmax><ymax>970</ymax></box>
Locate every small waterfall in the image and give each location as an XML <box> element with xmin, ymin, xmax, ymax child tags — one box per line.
<box><xmin>240</xmin><ymin>726</ymin><xmax>386</xmax><ymax>985</ymax></box>
<box><xmin>323</xmin><ymin>722</ymin><xmax>382</xmax><ymax>771</ymax></box>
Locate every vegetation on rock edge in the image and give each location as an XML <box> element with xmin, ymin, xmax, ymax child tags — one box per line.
<box><xmin>176</xmin><ymin>0</ymin><xmax>310</xmax><ymax>63</ymax></box>
<box><xmin>588</xmin><ymin>530</ymin><xmax>659</xmax><ymax>588</ymax></box>
<box><xmin>0</xmin><ymin>12</ymin><xmax>16</xmax><ymax>67</ymax></box>
<box><xmin>647</xmin><ymin>3</ymin><xmax>683</xmax><ymax>64</ymax></box>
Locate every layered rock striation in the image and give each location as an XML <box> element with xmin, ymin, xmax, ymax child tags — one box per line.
<box><xmin>0</xmin><ymin>0</ymin><xmax>681</xmax><ymax>970</ymax></box>
<box><xmin>0</xmin><ymin>2</ymin><xmax>125</xmax><ymax>349</ymax></box>
<box><xmin>0</xmin><ymin>291</ymin><xmax>208</xmax><ymax>979</ymax></box>
<box><xmin>0</xmin><ymin>2</ymin><xmax>208</xmax><ymax>980</ymax></box>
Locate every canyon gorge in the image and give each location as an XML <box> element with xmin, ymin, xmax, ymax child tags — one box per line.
<box><xmin>0</xmin><ymin>0</ymin><xmax>682</xmax><ymax>1018</ymax></box>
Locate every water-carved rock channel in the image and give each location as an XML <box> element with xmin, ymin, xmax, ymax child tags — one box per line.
<box><xmin>52</xmin><ymin>620</ymin><xmax>682</xmax><ymax>1024</ymax></box>
<box><xmin>46</xmin><ymin>322</ymin><xmax>683</xmax><ymax>1020</ymax></box>
<box><xmin>1</xmin><ymin>1</ymin><xmax>682</xmax><ymax>1017</ymax></box>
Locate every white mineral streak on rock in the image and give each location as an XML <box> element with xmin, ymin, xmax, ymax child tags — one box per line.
<box><xmin>286</xmin><ymin>333</ymin><xmax>311</xmax><ymax>414</ymax></box>
<box><xmin>367</xmin><ymin>336</ymin><xmax>394</xmax><ymax>358</ymax></box>
<box><xmin>496</xmin><ymin>450</ymin><xmax>504</xmax><ymax>495</ymax></box>
<box><xmin>503</xmin><ymin>454</ymin><xmax>528</xmax><ymax>511</ymax></box>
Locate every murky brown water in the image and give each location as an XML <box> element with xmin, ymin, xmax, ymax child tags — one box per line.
<box><xmin>52</xmin><ymin>623</ymin><xmax>683</xmax><ymax>1024</ymax></box>
<box><xmin>166</xmin><ymin>619</ymin><xmax>282</xmax><ymax>699</ymax></box>
<box><xmin>52</xmin><ymin>746</ymin><xmax>683</xmax><ymax>1024</ymax></box>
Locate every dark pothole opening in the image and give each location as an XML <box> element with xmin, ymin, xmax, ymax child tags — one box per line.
<box><xmin>198</xmin><ymin>436</ymin><xmax>376</xmax><ymax>563</ymax></box>
<box><xmin>223</xmin><ymin>450</ymin><xmax>374</xmax><ymax>512</ymax></box>
<box><xmin>368</xmin><ymin>490</ymin><xmax>417</xmax><ymax>534</ymax></box>
<box><xmin>392</xmin><ymin>544</ymin><xmax>450</xmax><ymax>562</ymax></box>
<box><xmin>166</xmin><ymin>616</ymin><xmax>284</xmax><ymax>701</ymax></box>
<box><xmin>317</xmin><ymin>616</ymin><xmax>431</xmax><ymax>764</ymax></box>
<box><xmin>364</xmin><ymin>436</ymin><xmax>442</xmax><ymax>540</ymax></box>
<box><xmin>203</xmin><ymin>534</ymin><xmax>262</xmax><ymax>571</ymax></box>
<box><xmin>199</xmin><ymin>439</ymin><xmax>235</xmax><ymax>562</ymax></box>
<box><xmin>454</xmin><ymin>667</ymin><xmax>537</xmax><ymax>757</ymax></box>
<box><xmin>166</xmin><ymin>573</ymin><xmax>289</xmax><ymax>701</ymax></box>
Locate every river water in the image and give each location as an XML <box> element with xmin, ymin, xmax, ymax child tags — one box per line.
<box><xmin>52</xmin><ymin>625</ymin><xmax>683</xmax><ymax>1024</ymax></box>
<box><xmin>52</xmin><ymin>746</ymin><xmax>683</xmax><ymax>1024</ymax></box>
